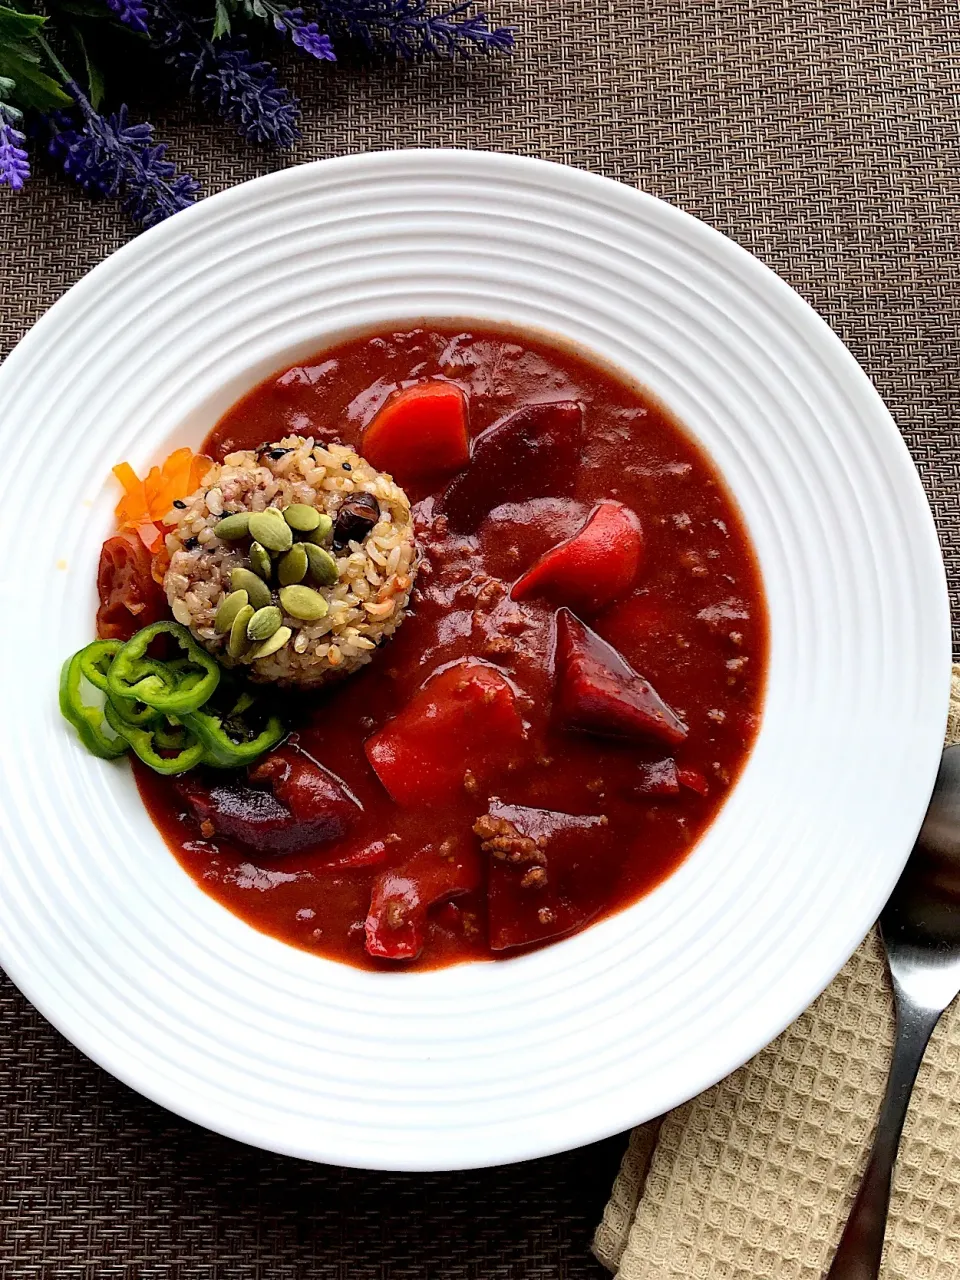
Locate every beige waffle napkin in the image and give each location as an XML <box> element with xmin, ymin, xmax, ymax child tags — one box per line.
<box><xmin>593</xmin><ymin>667</ymin><xmax>960</xmax><ymax>1280</ymax></box>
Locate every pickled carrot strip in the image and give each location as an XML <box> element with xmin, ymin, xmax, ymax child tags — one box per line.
<box><xmin>136</xmin><ymin>521</ymin><xmax>164</xmax><ymax>552</ymax></box>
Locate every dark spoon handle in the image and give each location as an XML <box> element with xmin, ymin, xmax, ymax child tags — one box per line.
<box><xmin>825</xmin><ymin>987</ymin><xmax>941</xmax><ymax>1280</ymax></box>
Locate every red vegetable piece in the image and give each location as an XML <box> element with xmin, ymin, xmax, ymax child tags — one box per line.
<box><xmin>632</xmin><ymin>759</ymin><xmax>681</xmax><ymax>796</ymax></box>
<box><xmin>478</xmin><ymin>800</ymin><xmax>610</xmax><ymax>951</ymax></box>
<box><xmin>439</xmin><ymin>401</ymin><xmax>584</xmax><ymax>533</ymax></box>
<box><xmin>364</xmin><ymin>661</ymin><xmax>526</xmax><ymax>806</ymax></box>
<box><xmin>511</xmin><ymin>500</ymin><xmax>643</xmax><ymax>613</ymax></box>
<box><xmin>96</xmin><ymin>531</ymin><xmax>168</xmax><ymax>641</ymax></box>
<box><xmin>322</xmin><ymin>841</ymin><xmax>390</xmax><ymax>870</ymax></box>
<box><xmin>177</xmin><ymin>748</ymin><xmax>361</xmax><ymax>855</ymax></box>
<box><xmin>677</xmin><ymin>766</ymin><xmax>710</xmax><ymax>796</ymax></box>
<box><xmin>553</xmin><ymin>608</ymin><xmax>688</xmax><ymax>746</ymax></box>
<box><xmin>365</xmin><ymin>845</ymin><xmax>481</xmax><ymax>960</ymax></box>
<box><xmin>361</xmin><ymin>381</ymin><xmax>469</xmax><ymax>483</ymax></box>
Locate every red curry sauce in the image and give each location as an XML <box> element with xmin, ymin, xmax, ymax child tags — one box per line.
<box><xmin>135</xmin><ymin>325</ymin><xmax>768</xmax><ymax>970</ymax></box>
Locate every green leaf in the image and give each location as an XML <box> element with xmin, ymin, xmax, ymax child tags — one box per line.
<box><xmin>0</xmin><ymin>4</ymin><xmax>46</xmax><ymax>40</ymax></box>
<box><xmin>0</xmin><ymin>48</ymin><xmax>72</xmax><ymax>110</ymax></box>
<box><xmin>212</xmin><ymin>0</ymin><xmax>232</xmax><ymax>39</ymax></box>
<box><xmin>74</xmin><ymin>28</ymin><xmax>103</xmax><ymax>110</ymax></box>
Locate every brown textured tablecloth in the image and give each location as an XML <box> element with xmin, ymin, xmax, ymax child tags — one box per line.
<box><xmin>1</xmin><ymin>0</ymin><xmax>960</xmax><ymax>1274</ymax></box>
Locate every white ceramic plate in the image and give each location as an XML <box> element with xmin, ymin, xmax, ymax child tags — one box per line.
<box><xmin>0</xmin><ymin>151</ymin><xmax>949</xmax><ymax>1171</ymax></box>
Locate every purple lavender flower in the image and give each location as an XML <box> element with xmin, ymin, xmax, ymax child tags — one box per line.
<box><xmin>317</xmin><ymin>0</ymin><xmax>515</xmax><ymax>57</ymax></box>
<box><xmin>276</xmin><ymin>9</ymin><xmax>336</xmax><ymax>61</ymax></box>
<box><xmin>105</xmin><ymin>0</ymin><xmax>150</xmax><ymax>34</ymax></box>
<box><xmin>194</xmin><ymin>41</ymin><xmax>301</xmax><ymax>145</ymax></box>
<box><xmin>0</xmin><ymin>105</ymin><xmax>30</xmax><ymax>192</ymax></box>
<box><xmin>141</xmin><ymin>0</ymin><xmax>301</xmax><ymax>148</ymax></box>
<box><xmin>49</xmin><ymin>91</ymin><xmax>199</xmax><ymax>228</ymax></box>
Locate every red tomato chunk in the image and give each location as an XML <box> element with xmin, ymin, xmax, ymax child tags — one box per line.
<box><xmin>511</xmin><ymin>500</ymin><xmax>644</xmax><ymax>614</ymax></box>
<box><xmin>365</xmin><ymin>844</ymin><xmax>481</xmax><ymax>960</ymax></box>
<box><xmin>364</xmin><ymin>661</ymin><xmax>526</xmax><ymax>806</ymax></box>
<box><xmin>361</xmin><ymin>381</ymin><xmax>469</xmax><ymax>484</ymax></box>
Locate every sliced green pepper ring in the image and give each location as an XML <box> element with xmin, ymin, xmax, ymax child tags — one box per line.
<box><xmin>104</xmin><ymin>699</ymin><xmax>206</xmax><ymax>774</ymax></box>
<box><xmin>182</xmin><ymin>705</ymin><xmax>286</xmax><ymax>768</ymax></box>
<box><xmin>107</xmin><ymin>621</ymin><xmax>220</xmax><ymax>714</ymax></box>
<box><xmin>77</xmin><ymin>640</ymin><xmax>172</xmax><ymax>727</ymax></box>
<box><xmin>152</xmin><ymin>719</ymin><xmax>192</xmax><ymax>751</ymax></box>
<box><xmin>166</xmin><ymin>658</ymin><xmax>209</xmax><ymax>696</ymax></box>
<box><xmin>77</xmin><ymin>639</ymin><xmax>124</xmax><ymax>692</ymax></box>
<box><xmin>59</xmin><ymin>652</ymin><xmax>129</xmax><ymax>760</ymax></box>
<box><xmin>106</xmin><ymin>693</ymin><xmax>165</xmax><ymax>729</ymax></box>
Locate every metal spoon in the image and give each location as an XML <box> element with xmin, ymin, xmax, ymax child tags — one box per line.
<box><xmin>826</xmin><ymin>743</ymin><xmax>960</xmax><ymax>1280</ymax></box>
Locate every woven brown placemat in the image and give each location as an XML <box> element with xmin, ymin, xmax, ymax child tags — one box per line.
<box><xmin>2</xmin><ymin>0</ymin><xmax>960</xmax><ymax>1274</ymax></box>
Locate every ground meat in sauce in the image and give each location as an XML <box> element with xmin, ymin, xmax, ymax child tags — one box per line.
<box><xmin>474</xmin><ymin>813</ymin><xmax>547</xmax><ymax>866</ymax></box>
<box><xmin>134</xmin><ymin>324</ymin><xmax>768</xmax><ymax>972</ymax></box>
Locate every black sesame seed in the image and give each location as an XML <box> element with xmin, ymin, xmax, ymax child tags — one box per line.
<box><xmin>173</xmin><ymin>499</ymin><xmax>187</xmax><ymax>509</ymax></box>
<box><xmin>267</xmin><ymin>448</ymin><xmax>292</xmax><ymax>460</ymax></box>
<box><xmin>184</xmin><ymin>537</ymin><xmax>200</xmax><ymax>550</ymax></box>
<box><xmin>342</xmin><ymin>462</ymin><xmax>352</xmax><ymax>472</ymax></box>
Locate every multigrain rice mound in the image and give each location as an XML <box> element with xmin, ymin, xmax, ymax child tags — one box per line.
<box><xmin>162</xmin><ymin>435</ymin><xmax>417</xmax><ymax>688</ymax></box>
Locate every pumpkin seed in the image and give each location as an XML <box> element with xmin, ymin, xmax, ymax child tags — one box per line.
<box><xmin>249</xmin><ymin>541</ymin><xmax>272</xmax><ymax>581</ymax></box>
<box><xmin>277</xmin><ymin>543</ymin><xmax>308</xmax><ymax>586</ymax></box>
<box><xmin>228</xmin><ymin>604</ymin><xmax>254</xmax><ymax>658</ymax></box>
<box><xmin>213</xmin><ymin>512</ymin><xmax>250</xmax><ymax>541</ymax></box>
<box><xmin>247</xmin><ymin>605</ymin><xmax>282</xmax><ymax>641</ymax></box>
<box><xmin>250</xmin><ymin>625</ymin><xmax>292</xmax><ymax>661</ymax></box>
<box><xmin>304</xmin><ymin>543</ymin><xmax>338</xmax><ymax>587</ymax></box>
<box><xmin>248</xmin><ymin>509</ymin><xmax>293</xmax><ymax>552</ymax></box>
<box><xmin>230</xmin><ymin>566</ymin><xmax>272</xmax><ymax>610</ymax></box>
<box><xmin>283</xmin><ymin>503</ymin><xmax>321</xmax><ymax>532</ymax></box>
<box><xmin>214</xmin><ymin>589</ymin><xmax>249</xmax><ymax>634</ymax></box>
<box><xmin>279</xmin><ymin>584</ymin><xmax>329</xmax><ymax>621</ymax></box>
<box><xmin>304</xmin><ymin>513</ymin><xmax>334</xmax><ymax>544</ymax></box>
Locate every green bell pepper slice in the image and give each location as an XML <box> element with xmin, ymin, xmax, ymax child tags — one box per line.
<box><xmin>77</xmin><ymin>639</ymin><xmax>123</xmax><ymax>691</ymax></box>
<box><xmin>104</xmin><ymin>699</ymin><xmax>206</xmax><ymax>775</ymax></box>
<box><xmin>106</xmin><ymin>621</ymin><xmax>220</xmax><ymax>715</ymax></box>
<box><xmin>182</xmin><ymin>704</ymin><xmax>286</xmax><ymax>768</ymax></box>
<box><xmin>59</xmin><ymin>651</ymin><xmax>129</xmax><ymax>760</ymax></box>
<box><xmin>78</xmin><ymin>640</ymin><xmax>173</xmax><ymax>727</ymax></box>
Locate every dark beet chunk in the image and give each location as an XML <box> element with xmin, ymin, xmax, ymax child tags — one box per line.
<box><xmin>332</xmin><ymin>491</ymin><xmax>380</xmax><ymax>550</ymax></box>
<box><xmin>439</xmin><ymin>401</ymin><xmax>584</xmax><ymax>533</ymax></box>
<box><xmin>477</xmin><ymin>800</ymin><xmax>612</xmax><ymax>951</ymax></box>
<box><xmin>553</xmin><ymin>608</ymin><xmax>688</xmax><ymax>746</ymax></box>
<box><xmin>631</xmin><ymin>758</ymin><xmax>681</xmax><ymax>796</ymax></box>
<box><xmin>177</xmin><ymin>748</ymin><xmax>361</xmax><ymax>855</ymax></box>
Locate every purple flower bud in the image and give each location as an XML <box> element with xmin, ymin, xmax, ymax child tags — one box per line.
<box><xmin>105</xmin><ymin>0</ymin><xmax>150</xmax><ymax>33</ymax></box>
<box><xmin>0</xmin><ymin>109</ymin><xmax>29</xmax><ymax>192</ymax></box>
<box><xmin>277</xmin><ymin>9</ymin><xmax>336</xmax><ymax>61</ymax></box>
<box><xmin>49</xmin><ymin>96</ymin><xmax>199</xmax><ymax>228</ymax></box>
<box><xmin>140</xmin><ymin>0</ymin><xmax>302</xmax><ymax>149</ymax></box>
<box><xmin>317</xmin><ymin>0</ymin><xmax>515</xmax><ymax>58</ymax></box>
